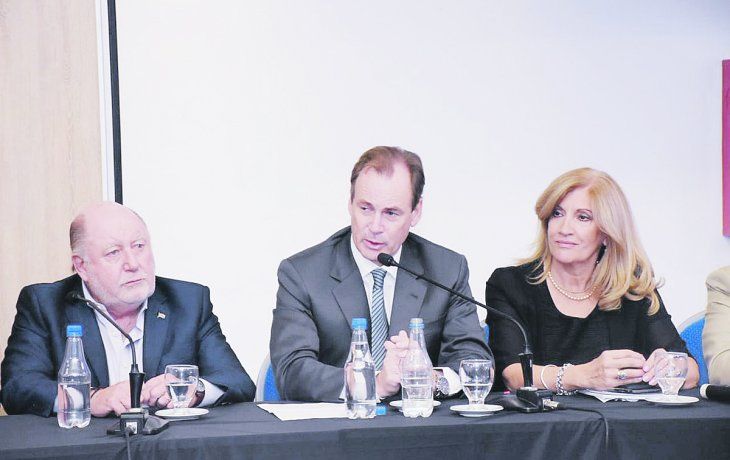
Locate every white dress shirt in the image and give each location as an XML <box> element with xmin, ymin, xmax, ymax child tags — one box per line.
<box><xmin>52</xmin><ymin>284</ymin><xmax>224</xmax><ymax>411</ymax></box>
<box><xmin>350</xmin><ymin>238</ymin><xmax>400</xmax><ymax>325</ymax></box>
<box><xmin>83</xmin><ymin>283</ymin><xmax>147</xmax><ymax>386</ymax></box>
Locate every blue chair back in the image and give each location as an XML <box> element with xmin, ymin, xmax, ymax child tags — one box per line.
<box><xmin>255</xmin><ymin>354</ymin><xmax>281</xmax><ymax>401</ymax></box>
<box><xmin>678</xmin><ymin>313</ymin><xmax>709</xmax><ymax>386</ymax></box>
<box><xmin>264</xmin><ymin>364</ymin><xmax>281</xmax><ymax>401</ymax></box>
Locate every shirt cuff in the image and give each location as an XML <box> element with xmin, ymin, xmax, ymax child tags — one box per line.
<box><xmin>198</xmin><ymin>378</ymin><xmax>225</xmax><ymax>407</ymax></box>
<box><xmin>434</xmin><ymin>367</ymin><xmax>462</xmax><ymax>395</ymax></box>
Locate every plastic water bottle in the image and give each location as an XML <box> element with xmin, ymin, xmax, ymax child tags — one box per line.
<box><xmin>400</xmin><ymin>318</ymin><xmax>433</xmax><ymax>417</ymax></box>
<box><xmin>344</xmin><ymin>317</ymin><xmax>377</xmax><ymax>419</ymax></box>
<box><xmin>57</xmin><ymin>324</ymin><xmax>91</xmax><ymax>428</ymax></box>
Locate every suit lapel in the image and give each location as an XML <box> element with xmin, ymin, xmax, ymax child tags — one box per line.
<box><xmin>64</xmin><ymin>282</ymin><xmax>109</xmax><ymax>387</ymax></box>
<box><xmin>390</xmin><ymin>238</ymin><xmax>427</xmax><ymax>335</ymax></box>
<box><xmin>331</xmin><ymin>234</ymin><xmax>370</xmax><ymax>335</ymax></box>
<box><xmin>143</xmin><ymin>287</ymin><xmax>170</xmax><ymax>378</ymax></box>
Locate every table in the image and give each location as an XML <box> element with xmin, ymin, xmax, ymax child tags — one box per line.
<box><xmin>1</xmin><ymin>390</ymin><xmax>728</xmax><ymax>460</ymax></box>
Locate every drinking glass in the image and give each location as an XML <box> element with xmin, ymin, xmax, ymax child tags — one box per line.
<box><xmin>165</xmin><ymin>364</ymin><xmax>199</xmax><ymax>411</ymax></box>
<box><xmin>459</xmin><ymin>359</ymin><xmax>493</xmax><ymax>405</ymax></box>
<box><xmin>653</xmin><ymin>352</ymin><xmax>687</xmax><ymax>399</ymax></box>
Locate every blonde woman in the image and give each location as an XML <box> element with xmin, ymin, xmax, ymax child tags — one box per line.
<box><xmin>486</xmin><ymin>168</ymin><xmax>699</xmax><ymax>393</ymax></box>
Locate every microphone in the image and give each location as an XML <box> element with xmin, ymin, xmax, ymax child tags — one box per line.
<box><xmin>700</xmin><ymin>384</ymin><xmax>730</xmax><ymax>402</ymax></box>
<box><xmin>66</xmin><ymin>291</ymin><xmax>168</xmax><ymax>435</ymax></box>
<box><xmin>377</xmin><ymin>252</ymin><xmax>553</xmax><ymax>413</ymax></box>
<box><xmin>66</xmin><ymin>291</ymin><xmax>145</xmax><ymax>408</ymax></box>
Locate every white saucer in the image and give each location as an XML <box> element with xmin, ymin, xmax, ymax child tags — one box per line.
<box><xmin>155</xmin><ymin>407</ymin><xmax>209</xmax><ymax>420</ymax></box>
<box><xmin>389</xmin><ymin>400</ymin><xmax>441</xmax><ymax>411</ymax></box>
<box><xmin>450</xmin><ymin>404</ymin><xmax>503</xmax><ymax>417</ymax></box>
<box><xmin>650</xmin><ymin>395</ymin><xmax>699</xmax><ymax>406</ymax></box>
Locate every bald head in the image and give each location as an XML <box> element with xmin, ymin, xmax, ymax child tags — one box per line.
<box><xmin>70</xmin><ymin>202</ymin><xmax>156</xmax><ymax>313</ymax></box>
<box><xmin>70</xmin><ymin>202</ymin><xmax>147</xmax><ymax>257</ymax></box>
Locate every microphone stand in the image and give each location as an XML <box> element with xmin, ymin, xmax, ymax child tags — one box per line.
<box><xmin>68</xmin><ymin>292</ymin><xmax>169</xmax><ymax>434</ymax></box>
<box><xmin>377</xmin><ymin>253</ymin><xmax>555</xmax><ymax>413</ymax></box>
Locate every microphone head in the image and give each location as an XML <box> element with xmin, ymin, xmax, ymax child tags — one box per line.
<box><xmin>377</xmin><ymin>253</ymin><xmax>395</xmax><ymax>266</ymax></box>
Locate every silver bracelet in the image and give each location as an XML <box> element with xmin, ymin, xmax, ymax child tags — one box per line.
<box><xmin>540</xmin><ymin>364</ymin><xmax>558</xmax><ymax>390</ymax></box>
<box><xmin>555</xmin><ymin>363</ymin><xmax>576</xmax><ymax>395</ymax></box>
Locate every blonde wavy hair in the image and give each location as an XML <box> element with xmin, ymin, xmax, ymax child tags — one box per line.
<box><xmin>523</xmin><ymin>167</ymin><xmax>661</xmax><ymax>315</ymax></box>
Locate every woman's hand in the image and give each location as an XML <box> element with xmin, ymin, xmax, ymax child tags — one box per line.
<box><xmin>641</xmin><ymin>348</ymin><xmax>666</xmax><ymax>385</ymax></box>
<box><xmin>569</xmin><ymin>349</ymin><xmax>646</xmax><ymax>390</ymax></box>
<box><xmin>643</xmin><ymin>348</ymin><xmax>700</xmax><ymax>389</ymax></box>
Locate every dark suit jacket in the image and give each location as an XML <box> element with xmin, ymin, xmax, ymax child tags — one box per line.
<box><xmin>0</xmin><ymin>275</ymin><xmax>255</xmax><ymax>416</ymax></box>
<box><xmin>270</xmin><ymin>227</ymin><xmax>492</xmax><ymax>401</ymax></box>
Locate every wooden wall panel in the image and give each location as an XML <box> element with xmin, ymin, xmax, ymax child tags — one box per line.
<box><xmin>0</xmin><ymin>0</ymin><xmax>103</xmax><ymax>403</ymax></box>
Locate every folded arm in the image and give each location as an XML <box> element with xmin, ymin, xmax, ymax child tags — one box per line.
<box><xmin>436</xmin><ymin>256</ymin><xmax>493</xmax><ymax>373</ymax></box>
<box><xmin>270</xmin><ymin>260</ymin><xmax>345</xmax><ymax>401</ymax></box>
<box><xmin>0</xmin><ymin>287</ymin><xmax>58</xmax><ymax>416</ymax></box>
<box><xmin>193</xmin><ymin>286</ymin><xmax>255</xmax><ymax>404</ymax></box>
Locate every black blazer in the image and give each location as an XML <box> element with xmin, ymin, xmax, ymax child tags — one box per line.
<box><xmin>0</xmin><ymin>275</ymin><xmax>255</xmax><ymax>416</ymax></box>
<box><xmin>485</xmin><ymin>263</ymin><xmax>690</xmax><ymax>387</ymax></box>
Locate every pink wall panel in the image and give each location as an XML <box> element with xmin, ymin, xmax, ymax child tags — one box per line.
<box><xmin>722</xmin><ymin>60</ymin><xmax>730</xmax><ymax>236</ymax></box>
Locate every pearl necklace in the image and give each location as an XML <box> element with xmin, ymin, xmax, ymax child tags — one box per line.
<box><xmin>547</xmin><ymin>271</ymin><xmax>597</xmax><ymax>301</ymax></box>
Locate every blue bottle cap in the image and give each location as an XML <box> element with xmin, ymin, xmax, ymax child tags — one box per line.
<box><xmin>351</xmin><ymin>317</ymin><xmax>368</xmax><ymax>330</ymax></box>
<box><xmin>409</xmin><ymin>317</ymin><xmax>424</xmax><ymax>329</ymax></box>
<box><xmin>66</xmin><ymin>324</ymin><xmax>83</xmax><ymax>337</ymax></box>
<box><xmin>375</xmin><ymin>404</ymin><xmax>387</xmax><ymax>416</ymax></box>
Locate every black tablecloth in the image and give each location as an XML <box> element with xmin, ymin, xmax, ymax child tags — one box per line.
<box><xmin>1</xmin><ymin>390</ymin><xmax>729</xmax><ymax>460</ymax></box>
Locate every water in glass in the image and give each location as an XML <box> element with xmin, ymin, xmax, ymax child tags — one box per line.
<box><xmin>460</xmin><ymin>359</ymin><xmax>493</xmax><ymax>405</ymax></box>
<box><xmin>654</xmin><ymin>352</ymin><xmax>687</xmax><ymax>399</ymax></box>
<box><xmin>165</xmin><ymin>364</ymin><xmax>199</xmax><ymax>410</ymax></box>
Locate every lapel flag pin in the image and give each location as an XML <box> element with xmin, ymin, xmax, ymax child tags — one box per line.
<box><xmin>157</xmin><ymin>312</ymin><xmax>166</xmax><ymax>319</ymax></box>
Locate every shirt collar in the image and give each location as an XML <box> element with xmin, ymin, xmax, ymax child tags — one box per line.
<box><xmin>81</xmin><ymin>282</ymin><xmax>148</xmax><ymax>333</ymax></box>
<box><xmin>350</xmin><ymin>235</ymin><xmax>402</xmax><ymax>280</ymax></box>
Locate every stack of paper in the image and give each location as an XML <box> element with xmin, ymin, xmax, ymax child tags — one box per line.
<box><xmin>579</xmin><ymin>390</ymin><xmax>676</xmax><ymax>403</ymax></box>
<box><xmin>257</xmin><ymin>403</ymin><xmax>348</xmax><ymax>421</ymax></box>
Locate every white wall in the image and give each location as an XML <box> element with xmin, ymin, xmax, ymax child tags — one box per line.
<box><xmin>114</xmin><ymin>1</ymin><xmax>730</xmax><ymax>376</ymax></box>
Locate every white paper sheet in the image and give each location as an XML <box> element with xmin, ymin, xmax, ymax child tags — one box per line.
<box><xmin>257</xmin><ymin>403</ymin><xmax>348</xmax><ymax>421</ymax></box>
<box><xmin>578</xmin><ymin>389</ymin><xmax>671</xmax><ymax>403</ymax></box>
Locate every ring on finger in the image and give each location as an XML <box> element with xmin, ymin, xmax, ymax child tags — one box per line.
<box><xmin>617</xmin><ymin>369</ymin><xmax>628</xmax><ymax>381</ymax></box>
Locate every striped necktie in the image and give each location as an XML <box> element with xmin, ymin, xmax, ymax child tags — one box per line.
<box><xmin>370</xmin><ymin>268</ymin><xmax>388</xmax><ymax>370</ymax></box>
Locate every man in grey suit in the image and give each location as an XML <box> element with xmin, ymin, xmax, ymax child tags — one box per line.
<box><xmin>270</xmin><ymin>146</ymin><xmax>491</xmax><ymax>401</ymax></box>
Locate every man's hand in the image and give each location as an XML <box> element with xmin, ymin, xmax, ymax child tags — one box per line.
<box><xmin>140</xmin><ymin>374</ymin><xmax>173</xmax><ymax>409</ymax></box>
<box><xmin>91</xmin><ymin>381</ymin><xmax>132</xmax><ymax>417</ymax></box>
<box><xmin>376</xmin><ymin>330</ymin><xmax>409</xmax><ymax>398</ymax></box>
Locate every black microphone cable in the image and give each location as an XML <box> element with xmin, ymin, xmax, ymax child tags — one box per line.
<box><xmin>547</xmin><ymin>401</ymin><xmax>609</xmax><ymax>452</ymax></box>
<box><xmin>124</xmin><ymin>425</ymin><xmax>135</xmax><ymax>460</ymax></box>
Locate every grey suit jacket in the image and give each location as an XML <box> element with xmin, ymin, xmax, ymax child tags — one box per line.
<box><xmin>270</xmin><ymin>227</ymin><xmax>492</xmax><ymax>401</ymax></box>
<box><xmin>704</xmin><ymin>266</ymin><xmax>730</xmax><ymax>385</ymax></box>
